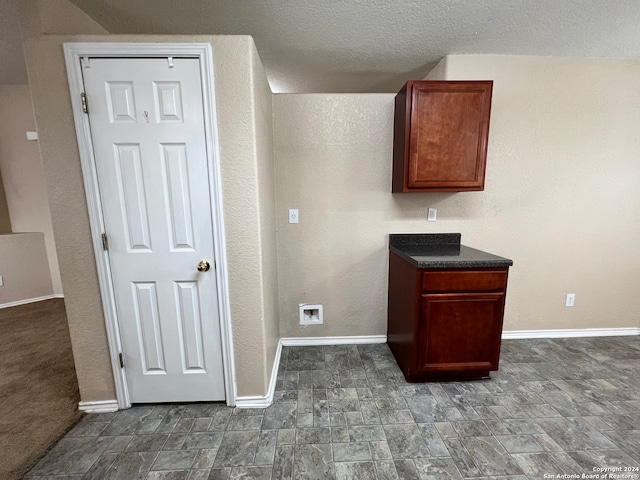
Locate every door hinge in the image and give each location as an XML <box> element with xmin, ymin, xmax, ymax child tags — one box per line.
<box><xmin>81</xmin><ymin>92</ymin><xmax>88</xmax><ymax>113</ymax></box>
<box><xmin>119</xmin><ymin>352</ymin><xmax>125</xmax><ymax>369</ymax></box>
<box><xmin>101</xmin><ymin>232</ymin><xmax>108</xmax><ymax>251</ymax></box>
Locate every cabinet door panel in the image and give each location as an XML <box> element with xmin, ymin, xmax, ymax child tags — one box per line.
<box><xmin>409</xmin><ymin>88</ymin><xmax>483</xmax><ymax>187</ymax></box>
<box><xmin>417</xmin><ymin>293</ymin><xmax>504</xmax><ymax>372</ymax></box>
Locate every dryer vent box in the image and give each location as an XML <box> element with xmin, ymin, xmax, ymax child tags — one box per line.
<box><xmin>299</xmin><ymin>304</ymin><xmax>323</xmax><ymax>325</ymax></box>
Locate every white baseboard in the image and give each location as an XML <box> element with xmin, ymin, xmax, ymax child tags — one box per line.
<box><xmin>502</xmin><ymin>327</ymin><xmax>640</xmax><ymax>339</ymax></box>
<box><xmin>78</xmin><ymin>400</ymin><xmax>119</xmax><ymax>413</ymax></box>
<box><xmin>281</xmin><ymin>335</ymin><xmax>387</xmax><ymax>346</ymax></box>
<box><xmin>233</xmin><ymin>394</ymin><xmax>273</xmax><ymax>409</ymax></box>
<box><xmin>0</xmin><ymin>294</ymin><xmax>62</xmax><ymax>309</ymax></box>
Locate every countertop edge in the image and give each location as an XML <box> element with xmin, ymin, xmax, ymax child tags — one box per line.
<box><xmin>390</xmin><ymin>245</ymin><xmax>514</xmax><ymax>269</ymax></box>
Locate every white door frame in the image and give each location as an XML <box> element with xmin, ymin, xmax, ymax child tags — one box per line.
<box><xmin>63</xmin><ymin>42</ymin><xmax>236</xmax><ymax>409</ymax></box>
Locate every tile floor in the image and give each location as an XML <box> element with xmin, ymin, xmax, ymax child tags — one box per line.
<box><xmin>26</xmin><ymin>337</ymin><xmax>640</xmax><ymax>479</ymax></box>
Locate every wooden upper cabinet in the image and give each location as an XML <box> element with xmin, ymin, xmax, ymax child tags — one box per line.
<box><xmin>392</xmin><ymin>80</ymin><xmax>493</xmax><ymax>192</ymax></box>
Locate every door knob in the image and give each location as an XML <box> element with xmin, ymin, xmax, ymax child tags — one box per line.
<box><xmin>197</xmin><ymin>260</ymin><xmax>210</xmax><ymax>272</ymax></box>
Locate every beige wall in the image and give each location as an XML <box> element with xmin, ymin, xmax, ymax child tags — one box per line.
<box><xmin>274</xmin><ymin>94</ymin><xmax>396</xmax><ymax>338</ymax></box>
<box><xmin>0</xmin><ymin>233</ymin><xmax>53</xmax><ymax>305</ymax></box>
<box><xmin>274</xmin><ymin>55</ymin><xmax>640</xmax><ymax>336</ymax></box>
<box><xmin>424</xmin><ymin>56</ymin><xmax>447</xmax><ymax>80</ymax></box>
<box><xmin>440</xmin><ymin>55</ymin><xmax>640</xmax><ymax>331</ymax></box>
<box><xmin>0</xmin><ymin>85</ymin><xmax>63</xmax><ymax>295</ymax></box>
<box><xmin>20</xmin><ymin>0</ymin><xmax>116</xmax><ymax>402</ymax></box>
<box><xmin>212</xmin><ymin>37</ymin><xmax>279</xmax><ymax>396</ymax></box>
<box><xmin>20</xmin><ymin>0</ymin><xmax>279</xmax><ymax>401</ymax></box>
<box><xmin>250</xmin><ymin>44</ymin><xmax>280</xmax><ymax>386</ymax></box>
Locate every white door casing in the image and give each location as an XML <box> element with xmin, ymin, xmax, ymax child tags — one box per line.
<box><xmin>64</xmin><ymin>44</ymin><xmax>236</xmax><ymax>408</ymax></box>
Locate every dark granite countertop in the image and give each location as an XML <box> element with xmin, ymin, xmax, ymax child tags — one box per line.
<box><xmin>390</xmin><ymin>233</ymin><xmax>513</xmax><ymax>268</ymax></box>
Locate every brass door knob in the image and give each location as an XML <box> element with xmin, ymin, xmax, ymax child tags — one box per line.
<box><xmin>197</xmin><ymin>260</ymin><xmax>210</xmax><ymax>272</ymax></box>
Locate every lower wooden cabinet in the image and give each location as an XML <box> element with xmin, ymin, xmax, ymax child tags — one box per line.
<box><xmin>387</xmin><ymin>251</ymin><xmax>509</xmax><ymax>382</ymax></box>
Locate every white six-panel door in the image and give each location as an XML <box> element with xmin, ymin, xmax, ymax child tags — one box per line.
<box><xmin>82</xmin><ymin>57</ymin><xmax>225</xmax><ymax>403</ymax></box>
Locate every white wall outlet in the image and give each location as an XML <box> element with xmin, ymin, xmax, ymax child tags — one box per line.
<box><xmin>427</xmin><ymin>208</ymin><xmax>437</xmax><ymax>222</ymax></box>
<box><xmin>565</xmin><ymin>293</ymin><xmax>575</xmax><ymax>307</ymax></box>
<box><xmin>299</xmin><ymin>304</ymin><xmax>323</xmax><ymax>325</ymax></box>
<box><xmin>0</xmin><ymin>275</ymin><xmax>3</xmax><ymax>287</ymax></box>
<box><xmin>288</xmin><ymin>208</ymin><xmax>299</xmax><ymax>224</ymax></box>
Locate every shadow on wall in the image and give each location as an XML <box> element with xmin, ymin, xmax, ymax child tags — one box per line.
<box><xmin>0</xmin><ymin>167</ymin><xmax>11</xmax><ymax>233</ymax></box>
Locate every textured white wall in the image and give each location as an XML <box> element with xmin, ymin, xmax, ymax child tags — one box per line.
<box><xmin>274</xmin><ymin>55</ymin><xmax>640</xmax><ymax>336</ymax></box>
<box><xmin>0</xmin><ymin>85</ymin><xmax>63</xmax><ymax>295</ymax></box>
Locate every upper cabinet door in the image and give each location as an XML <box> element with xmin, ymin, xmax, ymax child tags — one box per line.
<box><xmin>392</xmin><ymin>81</ymin><xmax>493</xmax><ymax>192</ymax></box>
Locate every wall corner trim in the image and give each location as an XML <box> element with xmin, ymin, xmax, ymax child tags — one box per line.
<box><xmin>502</xmin><ymin>327</ymin><xmax>640</xmax><ymax>339</ymax></box>
<box><xmin>234</xmin><ymin>340</ymin><xmax>283</xmax><ymax>409</ymax></box>
<box><xmin>234</xmin><ymin>335</ymin><xmax>387</xmax><ymax>408</ymax></box>
<box><xmin>78</xmin><ymin>400</ymin><xmax>119</xmax><ymax>413</ymax></box>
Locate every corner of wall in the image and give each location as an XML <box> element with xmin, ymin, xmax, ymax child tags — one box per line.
<box><xmin>0</xmin><ymin>233</ymin><xmax>53</xmax><ymax>305</ymax></box>
<box><xmin>248</xmin><ymin>37</ymin><xmax>281</xmax><ymax>394</ymax></box>
<box><xmin>0</xmin><ymin>169</ymin><xmax>11</xmax><ymax>234</ymax></box>
<box><xmin>424</xmin><ymin>56</ymin><xmax>449</xmax><ymax>80</ymax></box>
<box><xmin>212</xmin><ymin>35</ymin><xmax>280</xmax><ymax>398</ymax></box>
<box><xmin>0</xmin><ymin>84</ymin><xmax>64</xmax><ymax>295</ymax></box>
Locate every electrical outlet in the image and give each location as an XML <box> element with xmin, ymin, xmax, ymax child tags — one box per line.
<box><xmin>0</xmin><ymin>275</ymin><xmax>3</xmax><ymax>287</ymax></box>
<box><xmin>565</xmin><ymin>293</ymin><xmax>575</xmax><ymax>307</ymax></box>
<box><xmin>427</xmin><ymin>208</ymin><xmax>437</xmax><ymax>222</ymax></box>
<box><xmin>288</xmin><ymin>208</ymin><xmax>299</xmax><ymax>224</ymax></box>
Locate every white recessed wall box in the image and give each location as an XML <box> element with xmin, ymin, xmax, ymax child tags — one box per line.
<box><xmin>299</xmin><ymin>304</ymin><xmax>323</xmax><ymax>325</ymax></box>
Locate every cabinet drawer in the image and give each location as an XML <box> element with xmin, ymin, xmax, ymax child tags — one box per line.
<box><xmin>422</xmin><ymin>270</ymin><xmax>507</xmax><ymax>292</ymax></box>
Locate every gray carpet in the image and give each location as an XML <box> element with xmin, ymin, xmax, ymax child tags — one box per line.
<box><xmin>0</xmin><ymin>298</ymin><xmax>81</xmax><ymax>480</ymax></box>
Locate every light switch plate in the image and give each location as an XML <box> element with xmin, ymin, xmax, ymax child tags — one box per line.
<box><xmin>565</xmin><ymin>293</ymin><xmax>575</xmax><ymax>307</ymax></box>
<box><xmin>0</xmin><ymin>275</ymin><xmax>4</xmax><ymax>287</ymax></box>
<box><xmin>427</xmin><ymin>208</ymin><xmax>437</xmax><ymax>222</ymax></box>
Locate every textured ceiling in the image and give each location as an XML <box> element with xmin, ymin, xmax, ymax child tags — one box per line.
<box><xmin>3</xmin><ymin>0</ymin><xmax>640</xmax><ymax>91</ymax></box>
